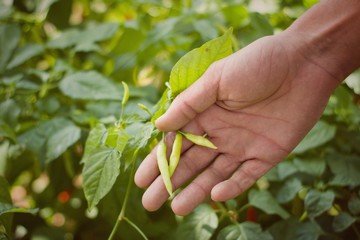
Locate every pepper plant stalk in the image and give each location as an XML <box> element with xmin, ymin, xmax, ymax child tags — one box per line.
<box><xmin>108</xmin><ymin>150</ymin><xmax>148</xmax><ymax>240</ymax></box>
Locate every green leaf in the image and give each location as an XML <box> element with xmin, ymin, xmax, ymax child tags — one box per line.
<box><xmin>105</xmin><ymin>127</ymin><xmax>130</xmax><ymax>153</ymax></box>
<box><xmin>193</xmin><ymin>20</ymin><xmax>218</xmax><ymax>40</ymax></box>
<box><xmin>0</xmin><ymin>142</ymin><xmax>24</xmax><ymax>178</ymax></box>
<box><xmin>250</xmin><ymin>13</ymin><xmax>274</xmax><ymax>35</ymax></box>
<box><xmin>128</xmin><ymin>85</ymin><xmax>159</xmax><ymax>103</ymax></box>
<box><xmin>295</xmin><ymin>221</ymin><xmax>323</xmax><ymax>240</ymax></box>
<box><xmin>144</xmin><ymin>17</ymin><xmax>181</xmax><ymax>46</ymax></box>
<box><xmin>332</xmin><ymin>212</ymin><xmax>356</xmax><ymax>232</ymax></box>
<box><xmin>34</xmin><ymin>0</ymin><xmax>58</xmax><ymax>14</ymax></box>
<box><xmin>6</xmin><ymin>44</ymin><xmax>44</xmax><ymax>69</ymax></box>
<box><xmin>248</xmin><ymin>189</ymin><xmax>290</xmax><ymax>219</ymax></box>
<box><xmin>265</xmin><ymin>161</ymin><xmax>297</xmax><ymax>181</ymax></box>
<box><xmin>292</xmin><ymin>121</ymin><xmax>336</xmax><ymax>154</ymax></box>
<box><xmin>0</xmin><ymin>178</ymin><xmax>11</xmax><ymax>206</ymax></box>
<box><xmin>303</xmin><ymin>0</ymin><xmax>320</xmax><ymax>8</ymax></box>
<box><xmin>0</xmin><ymin>203</ymin><xmax>38</xmax><ymax>216</ymax></box>
<box><xmin>217</xmin><ymin>222</ymin><xmax>273</xmax><ymax>240</ymax></box>
<box><xmin>121</xmin><ymin>122</ymin><xmax>157</xmax><ymax>169</ymax></box>
<box><xmin>81</xmin><ymin>123</ymin><xmax>107</xmax><ymax>164</ymax></box>
<box><xmin>0</xmin><ymin>142</ymin><xmax>9</xmax><ymax>176</ymax></box>
<box><xmin>130</xmin><ymin>122</ymin><xmax>156</xmax><ymax>150</ymax></box>
<box><xmin>0</xmin><ymin>122</ymin><xmax>16</xmax><ymax>143</ymax></box>
<box><xmin>74</xmin><ymin>42</ymin><xmax>101</xmax><ymax>53</ymax></box>
<box><xmin>47</xmin><ymin>29</ymin><xmax>80</xmax><ymax>49</ymax></box>
<box><xmin>268</xmin><ymin>218</ymin><xmax>300</xmax><ymax>240</ymax></box>
<box><xmin>59</xmin><ymin>71</ymin><xmax>121</xmax><ymax>100</ymax></box>
<box><xmin>0</xmin><ymin>0</ymin><xmax>13</xmax><ymax>20</ymax></box>
<box><xmin>326</xmin><ymin>154</ymin><xmax>360</xmax><ymax>187</ymax></box>
<box><xmin>0</xmin><ymin>230</ymin><xmax>8</xmax><ymax>240</ymax></box>
<box><xmin>36</xmin><ymin>96</ymin><xmax>61</xmax><ymax>114</ymax></box>
<box><xmin>115</xmin><ymin>27</ymin><xmax>145</xmax><ymax>54</ymax></box>
<box><xmin>293</xmin><ymin>158</ymin><xmax>326</xmax><ymax>177</ymax></box>
<box><xmin>18</xmin><ymin>118</ymin><xmax>80</xmax><ymax>164</ymax></box>
<box><xmin>325</xmin><ymin>86</ymin><xmax>354</xmax><ymax>114</ymax></box>
<box><xmin>348</xmin><ymin>197</ymin><xmax>360</xmax><ymax>215</ymax></box>
<box><xmin>304</xmin><ymin>190</ymin><xmax>335</xmax><ymax>218</ymax></box>
<box><xmin>222</xmin><ymin>4</ymin><xmax>249</xmax><ymax>28</ymax></box>
<box><xmin>81</xmin><ymin>22</ymin><xmax>119</xmax><ymax>43</ymax></box>
<box><xmin>238</xmin><ymin>13</ymin><xmax>274</xmax><ymax>46</ymax></box>
<box><xmin>0</xmin><ymin>24</ymin><xmax>21</xmax><ymax>72</ymax></box>
<box><xmin>105</xmin><ymin>128</ymin><xmax>120</xmax><ymax>148</ymax></box>
<box><xmin>275</xmin><ymin>177</ymin><xmax>303</xmax><ymax>204</ymax></box>
<box><xmin>122</xmin><ymin>114</ymin><xmax>146</xmax><ymax>124</ymax></box>
<box><xmin>225</xmin><ymin>199</ymin><xmax>237</xmax><ymax>211</ymax></box>
<box><xmin>175</xmin><ymin>204</ymin><xmax>218</xmax><ymax>240</ymax></box>
<box><xmin>48</xmin><ymin>22</ymin><xmax>119</xmax><ymax>50</ymax></box>
<box><xmin>82</xmin><ymin>147</ymin><xmax>121</xmax><ymax>210</ymax></box>
<box><xmin>151</xmin><ymin>88</ymin><xmax>171</xmax><ymax>124</ymax></box>
<box><xmin>81</xmin><ymin>123</ymin><xmax>130</xmax><ymax>210</ymax></box>
<box><xmin>0</xmin><ymin>99</ymin><xmax>21</xmax><ymax>128</ymax></box>
<box><xmin>345</xmin><ymin>68</ymin><xmax>360</xmax><ymax>94</ymax></box>
<box><xmin>17</xmin><ymin>123</ymin><xmax>49</xmax><ymax>157</ymax></box>
<box><xmin>45</xmin><ymin>124</ymin><xmax>81</xmax><ymax>163</ymax></box>
<box><xmin>169</xmin><ymin>28</ymin><xmax>233</xmax><ymax>97</ymax></box>
<box><xmin>85</xmin><ymin>101</ymin><xmax>122</xmax><ymax>120</ymax></box>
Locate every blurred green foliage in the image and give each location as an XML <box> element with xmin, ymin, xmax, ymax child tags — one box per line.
<box><xmin>1</xmin><ymin>0</ymin><xmax>360</xmax><ymax>239</ymax></box>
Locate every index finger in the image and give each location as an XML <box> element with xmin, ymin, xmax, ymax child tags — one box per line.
<box><xmin>155</xmin><ymin>62</ymin><xmax>221</xmax><ymax>132</ymax></box>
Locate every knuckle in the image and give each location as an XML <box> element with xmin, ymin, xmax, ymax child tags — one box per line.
<box><xmin>191</xmin><ymin>180</ymin><xmax>208</xmax><ymax>196</ymax></box>
<box><xmin>177</xmin><ymin>97</ymin><xmax>198</xmax><ymax>121</ymax></box>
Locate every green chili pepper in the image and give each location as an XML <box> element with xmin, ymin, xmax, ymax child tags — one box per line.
<box><xmin>137</xmin><ymin>103</ymin><xmax>153</xmax><ymax>117</ymax></box>
<box><xmin>121</xmin><ymin>81</ymin><xmax>129</xmax><ymax>106</ymax></box>
<box><xmin>169</xmin><ymin>132</ymin><xmax>182</xmax><ymax>176</ymax></box>
<box><xmin>157</xmin><ymin>137</ymin><xmax>173</xmax><ymax>195</ymax></box>
<box><xmin>180</xmin><ymin>131</ymin><xmax>217</xmax><ymax>149</ymax></box>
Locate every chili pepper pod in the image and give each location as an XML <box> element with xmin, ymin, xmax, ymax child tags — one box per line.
<box><xmin>169</xmin><ymin>132</ymin><xmax>182</xmax><ymax>176</ymax></box>
<box><xmin>121</xmin><ymin>81</ymin><xmax>129</xmax><ymax>106</ymax></box>
<box><xmin>180</xmin><ymin>131</ymin><xmax>217</xmax><ymax>149</ymax></box>
<box><xmin>157</xmin><ymin>138</ymin><xmax>173</xmax><ymax>195</ymax></box>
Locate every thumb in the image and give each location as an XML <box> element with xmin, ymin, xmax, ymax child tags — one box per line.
<box><xmin>155</xmin><ymin>63</ymin><xmax>222</xmax><ymax>132</ymax></box>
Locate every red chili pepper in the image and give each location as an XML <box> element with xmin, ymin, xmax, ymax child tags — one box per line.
<box><xmin>246</xmin><ymin>207</ymin><xmax>257</xmax><ymax>222</ymax></box>
<box><xmin>57</xmin><ymin>191</ymin><xmax>71</xmax><ymax>203</ymax></box>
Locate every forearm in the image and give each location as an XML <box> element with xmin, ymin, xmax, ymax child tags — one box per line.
<box><xmin>282</xmin><ymin>0</ymin><xmax>360</xmax><ymax>83</ymax></box>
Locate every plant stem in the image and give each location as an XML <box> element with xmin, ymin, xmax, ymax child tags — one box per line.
<box><xmin>215</xmin><ymin>202</ymin><xmax>228</xmax><ymax>221</ymax></box>
<box><xmin>108</xmin><ymin>150</ymin><xmax>141</xmax><ymax>240</ymax></box>
<box><xmin>215</xmin><ymin>202</ymin><xmax>242</xmax><ymax>224</ymax></box>
<box><xmin>120</xmin><ymin>154</ymin><xmax>137</xmax><ymax>218</ymax></box>
<box><xmin>238</xmin><ymin>203</ymin><xmax>250</xmax><ymax>214</ymax></box>
<box><xmin>120</xmin><ymin>104</ymin><xmax>125</xmax><ymax>121</ymax></box>
<box><xmin>108</xmin><ymin>217</ymin><xmax>122</xmax><ymax>240</ymax></box>
<box><xmin>124</xmin><ymin>217</ymin><xmax>148</xmax><ymax>240</ymax></box>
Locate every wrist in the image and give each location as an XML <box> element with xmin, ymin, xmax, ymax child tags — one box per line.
<box><xmin>281</xmin><ymin>0</ymin><xmax>360</xmax><ymax>84</ymax></box>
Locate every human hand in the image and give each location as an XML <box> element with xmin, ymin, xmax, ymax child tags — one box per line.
<box><xmin>135</xmin><ymin>34</ymin><xmax>339</xmax><ymax>216</ymax></box>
